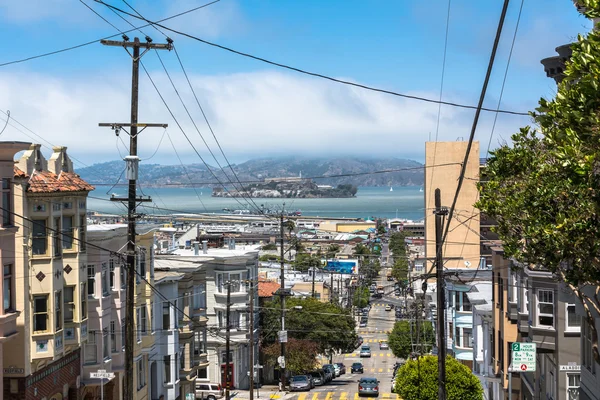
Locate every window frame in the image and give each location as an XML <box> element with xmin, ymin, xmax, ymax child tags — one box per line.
<box><xmin>566</xmin><ymin>303</ymin><xmax>582</xmax><ymax>332</ymax></box>
<box><xmin>164</xmin><ymin>355</ymin><xmax>171</xmax><ymax>383</ymax></box>
<box><xmin>103</xmin><ymin>327</ymin><xmax>110</xmax><ymax>360</ymax></box>
<box><xmin>536</xmin><ymin>289</ymin><xmax>555</xmax><ymax>328</ymax></box>
<box><xmin>1</xmin><ymin>178</ymin><xmax>12</xmax><ymax>227</ymax></box>
<box><xmin>3</xmin><ymin>264</ymin><xmax>13</xmax><ymax>313</ymax></box>
<box><xmin>84</xmin><ymin>331</ymin><xmax>97</xmax><ymax>364</ymax></box>
<box><xmin>53</xmin><ymin>217</ymin><xmax>61</xmax><ymax>256</ymax></box>
<box><xmin>55</xmin><ymin>290</ymin><xmax>62</xmax><ymax>332</ymax></box>
<box><xmin>33</xmin><ymin>294</ymin><xmax>49</xmax><ymax>333</ymax></box>
<box><xmin>137</xmin><ymin>358</ymin><xmax>146</xmax><ymax>390</ymax></box>
<box><xmin>101</xmin><ymin>263</ymin><xmax>109</xmax><ymax>297</ymax></box>
<box><xmin>162</xmin><ymin>302</ymin><xmax>170</xmax><ymax>330</ymax></box>
<box><xmin>87</xmin><ymin>265</ymin><xmax>95</xmax><ymax>298</ymax></box>
<box><xmin>110</xmin><ymin>321</ymin><xmax>117</xmax><ymax>353</ymax></box>
<box><xmin>79</xmin><ymin>215</ymin><xmax>86</xmax><ymax>252</ymax></box>
<box><xmin>141</xmin><ymin>305</ymin><xmax>147</xmax><ymax>336</ymax></box>
<box><xmin>566</xmin><ymin>373</ymin><xmax>580</xmax><ymax>399</ymax></box>
<box><xmin>64</xmin><ymin>286</ymin><xmax>75</xmax><ymax>323</ymax></box>
<box><xmin>109</xmin><ymin>259</ymin><xmax>115</xmax><ymax>289</ymax></box>
<box><xmin>81</xmin><ymin>282</ymin><xmax>87</xmax><ymax>320</ymax></box>
<box><xmin>61</xmin><ymin>215</ymin><xmax>74</xmax><ymax>250</ymax></box>
<box><xmin>32</xmin><ymin>219</ymin><xmax>48</xmax><ymax>256</ymax></box>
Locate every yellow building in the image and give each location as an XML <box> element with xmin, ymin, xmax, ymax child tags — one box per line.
<box><xmin>4</xmin><ymin>145</ymin><xmax>93</xmax><ymax>400</ymax></box>
<box><xmin>319</xmin><ymin>221</ymin><xmax>376</xmax><ymax>233</ymax></box>
<box><xmin>424</xmin><ymin>141</ymin><xmax>481</xmax><ymax>271</ymax></box>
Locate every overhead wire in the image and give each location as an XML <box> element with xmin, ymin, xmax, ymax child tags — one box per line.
<box><xmin>94</xmin><ymin>0</ymin><xmax>529</xmax><ymax>117</ymax></box>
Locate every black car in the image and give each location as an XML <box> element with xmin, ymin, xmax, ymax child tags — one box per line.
<box><xmin>335</xmin><ymin>363</ymin><xmax>346</xmax><ymax>375</ymax></box>
<box><xmin>310</xmin><ymin>371</ymin><xmax>325</xmax><ymax>386</ymax></box>
<box><xmin>351</xmin><ymin>362</ymin><xmax>364</xmax><ymax>373</ymax></box>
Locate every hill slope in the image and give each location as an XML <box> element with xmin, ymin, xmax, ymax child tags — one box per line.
<box><xmin>76</xmin><ymin>157</ymin><xmax>424</xmax><ymax>187</ymax></box>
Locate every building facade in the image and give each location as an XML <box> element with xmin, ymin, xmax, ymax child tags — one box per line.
<box><xmin>4</xmin><ymin>145</ymin><xmax>93</xmax><ymax>399</ymax></box>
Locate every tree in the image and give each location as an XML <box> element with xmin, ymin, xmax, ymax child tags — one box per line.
<box><xmin>292</xmin><ymin>252</ymin><xmax>320</xmax><ymax>272</ymax></box>
<box><xmin>261</xmin><ymin>243</ymin><xmax>277</xmax><ymax>251</ymax></box>
<box><xmin>353</xmin><ymin>287</ymin><xmax>370</xmax><ymax>308</ymax></box>
<box><xmin>475</xmin><ymin>1</ymin><xmax>600</xmax><ymax>362</ymax></box>
<box><xmin>326</xmin><ymin>244</ymin><xmax>340</xmax><ymax>259</ymax></box>
<box><xmin>388</xmin><ymin>320</ymin><xmax>433</xmax><ymax>359</ymax></box>
<box><xmin>260</xmin><ymin>297</ymin><xmax>358</xmax><ymax>355</ymax></box>
<box><xmin>394</xmin><ymin>355</ymin><xmax>483</xmax><ymax>400</ymax></box>
<box><xmin>391</xmin><ymin>258</ymin><xmax>409</xmax><ymax>284</ymax></box>
<box><xmin>263</xmin><ymin>338</ymin><xmax>319</xmax><ymax>375</ymax></box>
<box><xmin>389</xmin><ymin>232</ymin><xmax>407</xmax><ymax>257</ymax></box>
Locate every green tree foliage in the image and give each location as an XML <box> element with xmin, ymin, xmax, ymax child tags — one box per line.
<box><xmin>475</xmin><ymin>0</ymin><xmax>600</xmax><ymax>361</ymax></box>
<box><xmin>391</xmin><ymin>258</ymin><xmax>409</xmax><ymax>284</ymax></box>
<box><xmin>388</xmin><ymin>232</ymin><xmax>407</xmax><ymax>257</ymax></box>
<box><xmin>353</xmin><ymin>287</ymin><xmax>370</xmax><ymax>308</ymax></box>
<box><xmin>326</xmin><ymin>244</ymin><xmax>341</xmax><ymax>259</ymax></box>
<box><xmin>263</xmin><ymin>338</ymin><xmax>319</xmax><ymax>375</ymax></box>
<box><xmin>259</xmin><ymin>254</ymin><xmax>280</xmax><ymax>262</ymax></box>
<box><xmin>394</xmin><ymin>356</ymin><xmax>483</xmax><ymax>400</ymax></box>
<box><xmin>293</xmin><ymin>253</ymin><xmax>321</xmax><ymax>272</ymax></box>
<box><xmin>261</xmin><ymin>243</ymin><xmax>277</xmax><ymax>251</ymax></box>
<box><xmin>388</xmin><ymin>320</ymin><xmax>434</xmax><ymax>359</ymax></box>
<box><xmin>377</xmin><ymin>224</ymin><xmax>386</xmax><ymax>235</ymax></box>
<box><xmin>260</xmin><ymin>297</ymin><xmax>358</xmax><ymax>355</ymax></box>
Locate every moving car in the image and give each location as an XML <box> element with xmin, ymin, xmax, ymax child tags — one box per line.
<box><xmin>310</xmin><ymin>371</ymin><xmax>324</xmax><ymax>386</ymax></box>
<box><xmin>322</xmin><ymin>364</ymin><xmax>336</xmax><ymax>381</ymax></box>
<box><xmin>351</xmin><ymin>362</ymin><xmax>364</xmax><ymax>373</ymax></box>
<box><xmin>360</xmin><ymin>345</ymin><xmax>372</xmax><ymax>358</ymax></box>
<box><xmin>359</xmin><ymin>318</ymin><xmax>368</xmax><ymax>328</ymax></box>
<box><xmin>385</xmin><ymin>304</ymin><xmax>392</xmax><ymax>311</ymax></box>
<box><xmin>335</xmin><ymin>363</ymin><xmax>346</xmax><ymax>375</ymax></box>
<box><xmin>195</xmin><ymin>382</ymin><xmax>224</xmax><ymax>400</ymax></box>
<box><xmin>332</xmin><ymin>363</ymin><xmax>341</xmax><ymax>377</ymax></box>
<box><xmin>357</xmin><ymin>377</ymin><xmax>380</xmax><ymax>397</ymax></box>
<box><xmin>379</xmin><ymin>342</ymin><xmax>389</xmax><ymax>350</ymax></box>
<box><xmin>290</xmin><ymin>375</ymin><xmax>311</xmax><ymax>392</ymax></box>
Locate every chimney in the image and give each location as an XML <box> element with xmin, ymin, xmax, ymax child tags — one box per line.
<box><xmin>202</xmin><ymin>240</ymin><xmax>208</xmax><ymax>254</ymax></box>
<box><xmin>193</xmin><ymin>241</ymin><xmax>199</xmax><ymax>256</ymax></box>
<box><xmin>48</xmin><ymin>146</ymin><xmax>73</xmax><ymax>175</ymax></box>
<box><xmin>17</xmin><ymin>144</ymin><xmax>47</xmax><ymax>175</ymax></box>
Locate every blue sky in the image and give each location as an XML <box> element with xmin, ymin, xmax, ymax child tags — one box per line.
<box><xmin>0</xmin><ymin>0</ymin><xmax>591</xmax><ymax>166</ymax></box>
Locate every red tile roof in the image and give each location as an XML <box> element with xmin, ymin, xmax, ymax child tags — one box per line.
<box><xmin>13</xmin><ymin>166</ymin><xmax>28</xmax><ymax>179</ymax></box>
<box><xmin>258</xmin><ymin>279</ymin><xmax>280</xmax><ymax>298</ymax></box>
<box><xmin>27</xmin><ymin>170</ymin><xmax>95</xmax><ymax>193</ymax></box>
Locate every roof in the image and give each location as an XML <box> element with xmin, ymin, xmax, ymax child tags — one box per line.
<box><xmin>466</xmin><ymin>282</ymin><xmax>494</xmax><ymax>306</ymax></box>
<box><xmin>26</xmin><ymin>170</ymin><xmax>94</xmax><ymax>193</ymax></box>
<box><xmin>13</xmin><ymin>166</ymin><xmax>28</xmax><ymax>179</ymax></box>
<box><xmin>154</xmin><ymin>270</ymin><xmax>184</xmax><ymax>283</ymax></box>
<box><xmin>258</xmin><ymin>279</ymin><xmax>280</xmax><ymax>298</ymax></box>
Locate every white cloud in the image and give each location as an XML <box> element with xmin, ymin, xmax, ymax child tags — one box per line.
<box><xmin>0</xmin><ymin>69</ymin><xmax>531</xmax><ymax>168</ymax></box>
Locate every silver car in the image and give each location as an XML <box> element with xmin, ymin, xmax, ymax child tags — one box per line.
<box><xmin>358</xmin><ymin>377</ymin><xmax>380</xmax><ymax>397</ymax></box>
<box><xmin>290</xmin><ymin>375</ymin><xmax>311</xmax><ymax>392</ymax></box>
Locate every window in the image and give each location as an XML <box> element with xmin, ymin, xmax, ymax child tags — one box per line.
<box><xmin>62</xmin><ymin>215</ymin><xmax>73</xmax><ymax>249</ymax></box>
<box><xmin>84</xmin><ymin>332</ymin><xmax>97</xmax><ymax>364</ymax></box>
<box><xmin>33</xmin><ymin>295</ymin><xmax>49</xmax><ymax>332</ymax></box>
<box><xmin>101</xmin><ymin>264</ymin><xmax>108</xmax><ymax>296</ymax></box>
<box><xmin>110</xmin><ymin>321</ymin><xmax>117</xmax><ymax>353</ymax></box>
<box><xmin>3</xmin><ymin>264</ymin><xmax>13</xmax><ymax>312</ymax></box>
<box><xmin>497</xmin><ymin>274</ymin><xmax>504</xmax><ymax>309</ymax></box>
<box><xmin>141</xmin><ymin>306</ymin><xmax>147</xmax><ymax>335</ymax></box>
<box><xmin>583</xmin><ymin>319</ymin><xmax>594</xmax><ymax>371</ymax></box>
<box><xmin>217</xmin><ymin>310</ymin><xmax>224</xmax><ymax>328</ymax></box>
<box><xmin>230</xmin><ymin>273</ymin><xmax>241</xmax><ymax>292</ymax></box>
<box><xmin>103</xmin><ymin>328</ymin><xmax>109</xmax><ymax>360</ymax></box>
<box><xmin>455</xmin><ymin>327</ymin><xmax>461</xmax><ymax>347</ymax></box>
<box><xmin>537</xmin><ymin>289</ymin><xmax>554</xmax><ymax>327</ymax></box>
<box><xmin>547</xmin><ymin>364</ymin><xmax>556</xmax><ymax>399</ymax></box>
<box><xmin>53</xmin><ymin>217</ymin><xmax>61</xmax><ymax>256</ymax></box>
<box><xmin>180</xmin><ymin>345</ymin><xmax>185</xmax><ymax>370</ymax></box>
<box><xmin>139</xmin><ymin>251</ymin><xmax>146</xmax><ymax>277</ymax></box>
<box><xmin>164</xmin><ymin>355</ymin><xmax>171</xmax><ymax>383</ymax></box>
<box><xmin>524</xmin><ymin>278</ymin><xmax>529</xmax><ymax>313</ymax></box>
<box><xmin>567</xmin><ymin>373</ymin><xmax>580</xmax><ymax>399</ymax></box>
<box><xmin>163</xmin><ymin>302</ymin><xmax>170</xmax><ymax>330</ymax></box>
<box><xmin>87</xmin><ymin>265</ymin><xmax>95</xmax><ymax>297</ymax></box>
<box><xmin>217</xmin><ymin>273</ymin><xmax>224</xmax><ymax>293</ymax></box>
<box><xmin>81</xmin><ymin>282</ymin><xmax>87</xmax><ymax>319</ymax></box>
<box><xmin>55</xmin><ymin>291</ymin><xmax>62</xmax><ymax>331</ymax></box>
<box><xmin>566</xmin><ymin>304</ymin><xmax>582</xmax><ymax>331</ymax></box>
<box><xmin>109</xmin><ymin>259</ymin><xmax>115</xmax><ymax>289</ymax></box>
<box><xmin>463</xmin><ymin>328</ymin><xmax>473</xmax><ymax>348</ymax></box>
<box><xmin>64</xmin><ymin>286</ymin><xmax>74</xmax><ymax>322</ymax></box>
<box><xmin>137</xmin><ymin>358</ymin><xmax>146</xmax><ymax>390</ymax></box>
<box><xmin>150</xmin><ymin>304</ymin><xmax>154</xmax><ymax>333</ymax></box>
<box><xmin>79</xmin><ymin>215</ymin><xmax>86</xmax><ymax>252</ymax></box>
<box><xmin>120</xmin><ymin>263</ymin><xmax>126</xmax><ymax>288</ymax></box>
<box><xmin>32</xmin><ymin>219</ymin><xmax>48</xmax><ymax>255</ymax></box>
<box><xmin>136</xmin><ymin>307</ymin><xmax>143</xmax><ymax>342</ymax></box>
<box><xmin>121</xmin><ymin>318</ymin><xmax>125</xmax><ymax>350</ymax></box>
<box><xmin>508</xmin><ymin>270</ymin><xmax>517</xmax><ymax>303</ymax></box>
<box><xmin>2</xmin><ymin>178</ymin><xmax>12</xmax><ymax>226</ymax></box>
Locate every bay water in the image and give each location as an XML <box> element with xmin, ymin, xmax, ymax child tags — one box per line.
<box><xmin>88</xmin><ymin>186</ymin><xmax>425</xmax><ymax>220</ymax></box>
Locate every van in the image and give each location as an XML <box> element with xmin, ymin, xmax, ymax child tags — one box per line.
<box><xmin>195</xmin><ymin>382</ymin><xmax>224</xmax><ymax>400</ymax></box>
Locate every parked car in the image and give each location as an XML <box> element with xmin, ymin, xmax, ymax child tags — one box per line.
<box><xmin>357</xmin><ymin>377</ymin><xmax>380</xmax><ymax>397</ymax></box>
<box><xmin>335</xmin><ymin>363</ymin><xmax>346</xmax><ymax>375</ymax></box>
<box><xmin>322</xmin><ymin>364</ymin><xmax>336</xmax><ymax>381</ymax></box>
<box><xmin>351</xmin><ymin>362</ymin><xmax>364</xmax><ymax>373</ymax></box>
<box><xmin>385</xmin><ymin>304</ymin><xmax>392</xmax><ymax>311</ymax></box>
<box><xmin>290</xmin><ymin>375</ymin><xmax>311</xmax><ymax>392</ymax></box>
<box><xmin>316</xmin><ymin>368</ymin><xmax>331</xmax><ymax>383</ymax></box>
<box><xmin>310</xmin><ymin>371</ymin><xmax>324</xmax><ymax>386</ymax></box>
<box><xmin>358</xmin><ymin>336</ymin><xmax>364</xmax><ymax>345</ymax></box>
<box><xmin>379</xmin><ymin>342</ymin><xmax>389</xmax><ymax>350</ymax></box>
<box><xmin>332</xmin><ymin>363</ymin><xmax>341</xmax><ymax>377</ymax></box>
<box><xmin>195</xmin><ymin>382</ymin><xmax>224</xmax><ymax>400</ymax></box>
<box><xmin>359</xmin><ymin>320</ymin><xmax>368</xmax><ymax>328</ymax></box>
<box><xmin>360</xmin><ymin>345</ymin><xmax>372</xmax><ymax>358</ymax></box>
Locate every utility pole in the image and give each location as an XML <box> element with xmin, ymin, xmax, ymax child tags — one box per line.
<box><xmin>311</xmin><ymin>267</ymin><xmax>316</xmax><ymax>298</ymax></box>
<box><xmin>278</xmin><ymin>209</ymin><xmax>287</xmax><ymax>392</ymax></box>
<box><xmin>100</xmin><ymin>35</ymin><xmax>171</xmax><ymax>400</ymax></box>
<box><xmin>249</xmin><ymin>279</ymin><xmax>255</xmax><ymax>400</ymax></box>
<box><xmin>225</xmin><ymin>282</ymin><xmax>232</xmax><ymax>400</ymax></box>
<box><xmin>434</xmin><ymin>188</ymin><xmax>448</xmax><ymax>400</ymax></box>
<box><xmin>330</xmin><ymin>272</ymin><xmax>334</xmax><ymax>303</ymax></box>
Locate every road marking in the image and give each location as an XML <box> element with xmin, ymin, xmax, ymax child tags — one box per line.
<box><xmin>370</xmin><ymin>368</ymin><xmax>375</xmax><ymax>372</ymax></box>
<box><xmin>311</xmin><ymin>393</ymin><xmax>319</xmax><ymax>400</ymax></box>
<box><xmin>340</xmin><ymin>392</ymin><xmax>347</xmax><ymax>400</ymax></box>
<box><xmin>387</xmin><ymin>353</ymin><xmax>392</xmax><ymax>357</ymax></box>
<box><xmin>380</xmin><ymin>353</ymin><xmax>384</xmax><ymax>357</ymax></box>
<box><xmin>378</xmin><ymin>368</ymin><xmax>383</xmax><ymax>372</ymax></box>
<box><xmin>325</xmin><ymin>392</ymin><xmax>333</xmax><ymax>400</ymax></box>
<box><xmin>354</xmin><ymin>393</ymin><xmax>360</xmax><ymax>400</ymax></box>
<box><xmin>269</xmin><ymin>395</ymin><xmax>281</xmax><ymax>399</ymax></box>
<box><xmin>297</xmin><ymin>394</ymin><xmax>307</xmax><ymax>400</ymax></box>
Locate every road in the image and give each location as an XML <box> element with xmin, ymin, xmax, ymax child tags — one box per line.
<box><xmin>289</xmin><ymin>276</ymin><xmax>400</xmax><ymax>400</ymax></box>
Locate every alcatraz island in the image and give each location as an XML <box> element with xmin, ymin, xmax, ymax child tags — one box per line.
<box><xmin>211</xmin><ymin>175</ymin><xmax>358</xmax><ymax>198</ymax></box>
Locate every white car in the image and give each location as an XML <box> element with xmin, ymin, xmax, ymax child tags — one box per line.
<box><xmin>385</xmin><ymin>304</ymin><xmax>392</xmax><ymax>311</ymax></box>
<box><xmin>380</xmin><ymin>342</ymin><xmax>389</xmax><ymax>350</ymax></box>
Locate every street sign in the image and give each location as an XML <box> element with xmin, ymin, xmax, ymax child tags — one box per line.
<box><xmin>186</xmin><ymin>393</ymin><xmax>195</xmax><ymax>400</ymax></box>
<box><xmin>278</xmin><ymin>330</ymin><xmax>287</xmax><ymax>343</ymax></box>
<box><xmin>511</xmin><ymin>342</ymin><xmax>536</xmax><ymax>372</ymax></box>
<box><xmin>91</xmin><ymin>370</ymin><xmax>115</xmax><ymax>379</ymax></box>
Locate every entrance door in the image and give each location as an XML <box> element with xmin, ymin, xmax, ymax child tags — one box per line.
<box><xmin>220</xmin><ymin>363</ymin><xmax>235</xmax><ymax>389</ymax></box>
<box><xmin>151</xmin><ymin>361</ymin><xmax>158</xmax><ymax>400</ymax></box>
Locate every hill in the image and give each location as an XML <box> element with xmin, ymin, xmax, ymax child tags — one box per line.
<box><xmin>76</xmin><ymin>156</ymin><xmax>424</xmax><ymax>187</ymax></box>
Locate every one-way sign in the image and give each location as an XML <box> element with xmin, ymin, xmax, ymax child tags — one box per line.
<box><xmin>511</xmin><ymin>342</ymin><xmax>536</xmax><ymax>372</ymax></box>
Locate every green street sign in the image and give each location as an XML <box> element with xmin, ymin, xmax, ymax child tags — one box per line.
<box><xmin>511</xmin><ymin>342</ymin><xmax>536</xmax><ymax>372</ymax></box>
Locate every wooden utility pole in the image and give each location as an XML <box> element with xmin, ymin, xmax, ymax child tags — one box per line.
<box><xmin>225</xmin><ymin>282</ymin><xmax>232</xmax><ymax>400</ymax></box>
<box><xmin>249</xmin><ymin>279</ymin><xmax>255</xmax><ymax>400</ymax></box>
<box><xmin>311</xmin><ymin>267</ymin><xmax>316</xmax><ymax>298</ymax></box>
<box><xmin>278</xmin><ymin>211</ymin><xmax>287</xmax><ymax>392</ymax></box>
<box><xmin>434</xmin><ymin>188</ymin><xmax>448</xmax><ymax>400</ymax></box>
<box><xmin>100</xmin><ymin>35</ymin><xmax>171</xmax><ymax>400</ymax></box>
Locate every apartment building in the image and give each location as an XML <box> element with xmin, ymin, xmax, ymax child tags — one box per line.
<box><xmin>3</xmin><ymin>145</ymin><xmax>93</xmax><ymax>400</ymax></box>
<box><xmin>0</xmin><ymin>142</ymin><xmax>31</xmax><ymax>396</ymax></box>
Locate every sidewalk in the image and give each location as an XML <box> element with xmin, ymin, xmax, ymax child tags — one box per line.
<box><xmin>231</xmin><ymin>385</ymin><xmax>297</xmax><ymax>400</ymax></box>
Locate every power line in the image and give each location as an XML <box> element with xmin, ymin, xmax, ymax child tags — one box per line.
<box><xmin>94</xmin><ymin>0</ymin><xmax>529</xmax><ymax>117</ymax></box>
<box><xmin>0</xmin><ymin>0</ymin><xmax>221</xmax><ymax>68</ymax></box>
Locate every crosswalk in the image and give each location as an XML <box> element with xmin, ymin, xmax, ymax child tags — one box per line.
<box><xmin>357</xmin><ymin>338</ymin><xmax>390</xmax><ymax>344</ymax></box>
<box><xmin>357</xmin><ymin>330</ymin><xmax>392</xmax><ymax>334</ymax></box>
<box><xmin>344</xmin><ymin>352</ymin><xmax>393</xmax><ymax>358</ymax></box>
<box><xmin>294</xmin><ymin>392</ymin><xmax>401</xmax><ymax>400</ymax></box>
